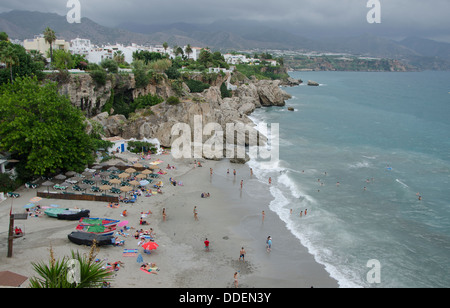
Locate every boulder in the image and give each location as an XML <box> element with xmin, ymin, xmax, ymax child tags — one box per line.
<box><xmin>307</xmin><ymin>80</ymin><xmax>319</xmax><ymax>86</ymax></box>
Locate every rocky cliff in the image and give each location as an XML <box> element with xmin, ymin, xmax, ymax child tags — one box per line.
<box><xmin>59</xmin><ymin>73</ymin><xmax>292</xmax><ymax>160</ymax></box>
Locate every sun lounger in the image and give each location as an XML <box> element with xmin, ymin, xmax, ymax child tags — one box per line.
<box><xmin>7</xmin><ymin>192</ymin><xmax>20</xmax><ymax>198</ymax></box>
<box><xmin>53</xmin><ymin>184</ymin><xmax>68</xmax><ymax>190</ymax></box>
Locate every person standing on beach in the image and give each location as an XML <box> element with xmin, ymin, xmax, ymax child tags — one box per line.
<box><xmin>204</xmin><ymin>238</ymin><xmax>210</xmax><ymax>251</ymax></box>
<box><xmin>266</xmin><ymin>236</ymin><xmax>272</xmax><ymax>252</ymax></box>
<box><xmin>240</xmin><ymin>180</ymin><xmax>243</xmax><ymax>190</ymax></box>
<box><xmin>262</xmin><ymin>210</ymin><xmax>265</xmax><ymax>222</ymax></box>
<box><xmin>269</xmin><ymin>177</ymin><xmax>272</xmax><ymax>185</ymax></box>
<box><xmin>234</xmin><ymin>272</ymin><xmax>239</xmax><ymax>288</ymax></box>
<box><xmin>194</xmin><ymin>206</ymin><xmax>198</xmax><ymax>221</ymax></box>
<box><xmin>239</xmin><ymin>247</ymin><xmax>246</xmax><ymax>261</ymax></box>
<box><xmin>162</xmin><ymin>208</ymin><xmax>166</xmax><ymax>222</ymax></box>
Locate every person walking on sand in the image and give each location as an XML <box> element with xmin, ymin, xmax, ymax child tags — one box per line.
<box><xmin>234</xmin><ymin>272</ymin><xmax>239</xmax><ymax>288</ymax></box>
<box><xmin>240</xmin><ymin>180</ymin><xmax>243</xmax><ymax>190</ymax></box>
<box><xmin>262</xmin><ymin>210</ymin><xmax>265</xmax><ymax>222</ymax></box>
<box><xmin>162</xmin><ymin>208</ymin><xmax>166</xmax><ymax>222</ymax></box>
<box><xmin>266</xmin><ymin>236</ymin><xmax>272</xmax><ymax>253</ymax></box>
<box><xmin>204</xmin><ymin>238</ymin><xmax>210</xmax><ymax>251</ymax></box>
<box><xmin>239</xmin><ymin>247</ymin><xmax>246</xmax><ymax>261</ymax></box>
<box><xmin>194</xmin><ymin>206</ymin><xmax>198</xmax><ymax>221</ymax></box>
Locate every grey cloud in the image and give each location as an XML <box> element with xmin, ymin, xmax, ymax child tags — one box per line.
<box><xmin>1</xmin><ymin>0</ymin><xmax>449</xmax><ymax>41</ymax></box>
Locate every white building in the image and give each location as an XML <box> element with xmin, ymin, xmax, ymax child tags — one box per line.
<box><xmin>69</xmin><ymin>38</ymin><xmax>92</xmax><ymax>57</ymax></box>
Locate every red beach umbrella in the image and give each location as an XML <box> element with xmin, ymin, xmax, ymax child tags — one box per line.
<box><xmin>142</xmin><ymin>241</ymin><xmax>159</xmax><ymax>251</ymax></box>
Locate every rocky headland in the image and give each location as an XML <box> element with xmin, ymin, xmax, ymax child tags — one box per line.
<box><xmin>57</xmin><ymin>72</ymin><xmax>295</xmax><ymax>161</ymax></box>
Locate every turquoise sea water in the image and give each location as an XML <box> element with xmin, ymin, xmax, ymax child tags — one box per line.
<box><xmin>248</xmin><ymin>71</ymin><xmax>450</xmax><ymax>287</ymax></box>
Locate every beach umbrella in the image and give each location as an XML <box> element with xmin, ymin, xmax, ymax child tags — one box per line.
<box><xmin>120</xmin><ymin>186</ymin><xmax>132</xmax><ymax>193</ymax></box>
<box><xmin>65</xmin><ymin>171</ymin><xmax>77</xmax><ymax>177</ymax></box>
<box><xmin>54</xmin><ymin>174</ymin><xmax>66</xmax><ymax>181</ymax></box>
<box><xmin>41</xmin><ymin>181</ymin><xmax>54</xmax><ymax>192</ymax></box>
<box><xmin>129</xmin><ymin>180</ymin><xmax>140</xmax><ymax>187</ymax></box>
<box><xmin>133</xmin><ymin>163</ymin><xmax>143</xmax><ymax>168</ymax></box>
<box><xmin>141</xmin><ymin>169</ymin><xmax>152</xmax><ymax>175</ymax></box>
<box><xmin>78</xmin><ymin>183</ymin><xmax>90</xmax><ymax>191</ymax></box>
<box><xmin>118</xmin><ymin>220</ymin><xmax>129</xmax><ymax>227</ymax></box>
<box><xmin>100</xmin><ymin>185</ymin><xmax>112</xmax><ymax>194</ymax></box>
<box><xmin>136</xmin><ymin>173</ymin><xmax>147</xmax><ymax>179</ymax></box>
<box><xmin>142</xmin><ymin>241</ymin><xmax>159</xmax><ymax>251</ymax></box>
<box><xmin>92</xmin><ymin>165</ymin><xmax>103</xmax><ymax>170</ymax></box>
<box><xmin>119</xmin><ymin>172</ymin><xmax>130</xmax><ymax>179</ymax></box>
<box><xmin>125</xmin><ymin>168</ymin><xmax>136</xmax><ymax>174</ymax></box>
<box><xmin>110</xmin><ymin>178</ymin><xmax>121</xmax><ymax>186</ymax></box>
<box><xmin>108</xmin><ymin>166</ymin><xmax>118</xmax><ymax>171</ymax></box>
<box><xmin>115</xmin><ymin>161</ymin><xmax>126</xmax><ymax>167</ymax></box>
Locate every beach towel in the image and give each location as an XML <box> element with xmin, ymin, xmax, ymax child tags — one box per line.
<box><xmin>123</xmin><ymin>249</ymin><xmax>138</xmax><ymax>257</ymax></box>
<box><xmin>136</xmin><ymin>254</ymin><xmax>143</xmax><ymax>263</ymax></box>
<box><xmin>140</xmin><ymin>267</ymin><xmax>159</xmax><ymax>274</ymax></box>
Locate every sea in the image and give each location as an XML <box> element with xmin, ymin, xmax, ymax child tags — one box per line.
<box><xmin>247</xmin><ymin>71</ymin><xmax>450</xmax><ymax>288</ymax></box>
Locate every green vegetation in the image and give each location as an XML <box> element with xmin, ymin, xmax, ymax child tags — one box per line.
<box><xmin>29</xmin><ymin>244</ymin><xmax>113</xmax><ymax>288</ymax></box>
<box><xmin>0</xmin><ymin>76</ymin><xmax>97</xmax><ymax>178</ymax></box>
<box><xmin>283</xmin><ymin>55</ymin><xmax>408</xmax><ymax>72</ymax></box>
<box><xmin>127</xmin><ymin>140</ymin><xmax>158</xmax><ymax>154</ymax></box>
<box><xmin>184</xmin><ymin>79</ymin><xmax>211</xmax><ymax>93</ymax></box>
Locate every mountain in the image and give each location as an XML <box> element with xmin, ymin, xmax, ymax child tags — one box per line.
<box><xmin>399</xmin><ymin>37</ymin><xmax>450</xmax><ymax>62</ymax></box>
<box><xmin>1</xmin><ymin>10</ymin><xmax>449</xmax><ymax>70</ymax></box>
<box><xmin>0</xmin><ymin>10</ymin><xmax>154</xmax><ymax>45</ymax></box>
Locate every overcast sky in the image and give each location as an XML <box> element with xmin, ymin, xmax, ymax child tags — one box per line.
<box><xmin>1</xmin><ymin>0</ymin><xmax>450</xmax><ymax>42</ymax></box>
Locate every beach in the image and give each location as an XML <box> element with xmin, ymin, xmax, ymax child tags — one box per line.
<box><xmin>0</xmin><ymin>151</ymin><xmax>338</xmax><ymax>288</ymax></box>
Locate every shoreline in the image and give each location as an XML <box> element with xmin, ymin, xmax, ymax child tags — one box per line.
<box><xmin>0</xmin><ymin>151</ymin><xmax>338</xmax><ymax>288</ymax></box>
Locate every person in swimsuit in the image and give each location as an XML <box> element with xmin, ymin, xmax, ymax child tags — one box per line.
<box><xmin>239</xmin><ymin>247</ymin><xmax>246</xmax><ymax>261</ymax></box>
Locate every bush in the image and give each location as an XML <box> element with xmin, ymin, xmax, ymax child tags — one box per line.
<box><xmin>89</xmin><ymin>69</ymin><xmax>107</xmax><ymax>86</ymax></box>
<box><xmin>165</xmin><ymin>66</ymin><xmax>181</xmax><ymax>80</ymax></box>
<box><xmin>100</xmin><ymin>59</ymin><xmax>119</xmax><ymax>74</ymax></box>
<box><xmin>166</xmin><ymin>96</ymin><xmax>180</xmax><ymax>105</ymax></box>
<box><xmin>220</xmin><ymin>82</ymin><xmax>232</xmax><ymax>98</ymax></box>
<box><xmin>184</xmin><ymin>79</ymin><xmax>211</xmax><ymax>93</ymax></box>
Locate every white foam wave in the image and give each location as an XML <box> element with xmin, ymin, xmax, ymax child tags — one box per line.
<box><xmin>348</xmin><ymin>161</ymin><xmax>371</xmax><ymax>169</ymax></box>
<box><xmin>396</xmin><ymin>179</ymin><xmax>409</xmax><ymax>188</ymax></box>
<box><xmin>267</xmin><ymin>185</ymin><xmax>363</xmax><ymax>288</ymax></box>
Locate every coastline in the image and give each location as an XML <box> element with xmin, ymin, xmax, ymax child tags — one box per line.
<box><xmin>0</xmin><ymin>150</ymin><xmax>338</xmax><ymax>288</ymax></box>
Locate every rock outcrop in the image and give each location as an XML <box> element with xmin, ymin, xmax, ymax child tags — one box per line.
<box><xmin>65</xmin><ymin>72</ymin><xmax>292</xmax><ymax>162</ymax></box>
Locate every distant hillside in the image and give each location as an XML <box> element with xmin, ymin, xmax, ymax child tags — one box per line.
<box><xmin>1</xmin><ymin>10</ymin><xmax>449</xmax><ymax>70</ymax></box>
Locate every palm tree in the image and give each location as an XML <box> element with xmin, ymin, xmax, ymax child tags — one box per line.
<box><xmin>0</xmin><ymin>45</ymin><xmax>19</xmax><ymax>84</ymax></box>
<box><xmin>163</xmin><ymin>42</ymin><xmax>168</xmax><ymax>54</ymax></box>
<box><xmin>185</xmin><ymin>44</ymin><xmax>193</xmax><ymax>60</ymax></box>
<box><xmin>43</xmin><ymin>27</ymin><xmax>56</xmax><ymax>65</ymax></box>
<box><xmin>29</xmin><ymin>243</ymin><xmax>114</xmax><ymax>288</ymax></box>
<box><xmin>113</xmin><ymin>50</ymin><xmax>125</xmax><ymax>64</ymax></box>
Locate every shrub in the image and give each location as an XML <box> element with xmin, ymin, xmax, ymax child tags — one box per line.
<box><xmin>89</xmin><ymin>69</ymin><xmax>107</xmax><ymax>86</ymax></box>
<box><xmin>166</xmin><ymin>96</ymin><xmax>180</xmax><ymax>105</ymax></box>
<box><xmin>184</xmin><ymin>79</ymin><xmax>210</xmax><ymax>93</ymax></box>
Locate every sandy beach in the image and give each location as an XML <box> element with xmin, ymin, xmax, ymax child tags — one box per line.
<box><xmin>0</xmin><ymin>151</ymin><xmax>338</xmax><ymax>288</ymax></box>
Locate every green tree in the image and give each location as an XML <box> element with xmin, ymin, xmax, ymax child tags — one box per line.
<box><xmin>100</xmin><ymin>58</ymin><xmax>118</xmax><ymax>73</ymax></box>
<box><xmin>0</xmin><ymin>76</ymin><xmax>95</xmax><ymax>176</ymax></box>
<box><xmin>43</xmin><ymin>27</ymin><xmax>56</xmax><ymax>65</ymax></box>
<box><xmin>163</xmin><ymin>42</ymin><xmax>168</xmax><ymax>54</ymax></box>
<box><xmin>0</xmin><ymin>41</ymin><xmax>44</xmax><ymax>85</ymax></box>
<box><xmin>0</xmin><ymin>31</ymin><xmax>9</xmax><ymax>42</ymax></box>
<box><xmin>0</xmin><ymin>44</ymin><xmax>19</xmax><ymax>83</ymax></box>
<box><xmin>113</xmin><ymin>50</ymin><xmax>125</xmax><ymax>64</ymax></box>
<box><xmin>185</xmin><ymin>44</ymin><xmax>193</xmax><ymax>60</ymax></box>
<box><xmin>52</xmin><ymin>49</ymin><xmax>74</xmax><ymax>71</ymax></box>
